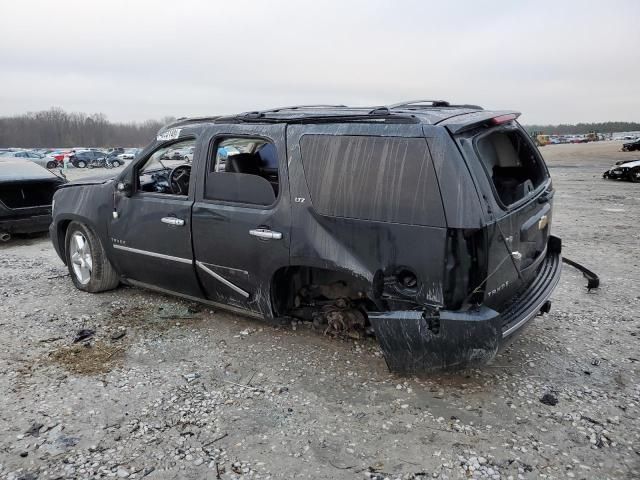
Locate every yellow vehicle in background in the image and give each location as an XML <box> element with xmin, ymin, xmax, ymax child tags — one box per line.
<box><xmin>585</xmin><ymin>132</ymin><xmax>598</xmax><ymax>142</ymax></box>
<box><xmin>535</xmin><ymin>133</ymin><xmax>550</xmax><ymax>146</ymax></box>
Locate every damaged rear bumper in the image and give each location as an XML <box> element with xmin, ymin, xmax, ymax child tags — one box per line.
<box><xmin>369</xmin><ymin>238</ymin><xmax>562</xmax><ymax>373</ymax></box>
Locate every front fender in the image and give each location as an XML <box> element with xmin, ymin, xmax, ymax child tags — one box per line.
<box><xmin>51</xmin><ymin>182</ymin><xmax>115</xmax><ymax>262</ymax></box>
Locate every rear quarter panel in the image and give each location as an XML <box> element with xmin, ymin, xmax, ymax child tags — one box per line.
<box><xmin>286</xmin><ymin>124</ymin><xmax>449</xmax><ymax>307</ymax></box>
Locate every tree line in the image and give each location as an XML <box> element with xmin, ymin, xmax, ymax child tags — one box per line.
<box><xmin>523</xmin><ymin>121</ymin><xmax>640</xmax><ymax>135</ymax></box>
<box><xmin>0</xmin><ymin>108</ymin><xmax>175</xmax><ymax>148</ymax></box>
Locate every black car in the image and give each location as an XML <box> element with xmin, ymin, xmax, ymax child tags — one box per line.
<box><xmin>622</xmin><ymin>138</ymin><xmax>640</xmax><ymax>152</ymax></box>
<box><xmin>69</xmin><ymin>150</ymin><xmax>107</xmax><ymax>168</ymax></box>
<box><xmin>50</xmin><ymin>101</ymin><xmax>562</xmax><ymax>373</ymax></box>
<box><xmin>603</xmin><ymin>159</ymin><xmax>640</xmax><ymax>182</ymax></box>
<box><xmin>0</xmin><ymin>158</ymin><xmax>66</xmax><ymax>241</ymax></box>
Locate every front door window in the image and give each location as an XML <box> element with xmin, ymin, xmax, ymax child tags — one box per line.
<box><xmin>137</xmin><ymin>138</ymin><xmax>195</xmax><ymax>196</ymax></box>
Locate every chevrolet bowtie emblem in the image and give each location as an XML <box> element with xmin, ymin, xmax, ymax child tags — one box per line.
<box><xmin>538</xmin><ymin>215</ymin><xmax>549</xmax><ymax>230</ymax></box>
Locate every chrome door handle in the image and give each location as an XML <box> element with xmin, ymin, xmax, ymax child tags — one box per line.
<box><xmin>161</xmin><ymin>217</ymin><xmax>185</xmax><ymax>226</ymax></box>
<box><xmin>249</xmin><ymin>228</ymin><xmax>282</xmax><ymax>240</ymax></box>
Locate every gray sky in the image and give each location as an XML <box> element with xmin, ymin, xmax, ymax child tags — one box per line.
<box><xmin>1</xmin><ymin>0</ymin><xmax>638</xmax><ymax>124</ymax></box>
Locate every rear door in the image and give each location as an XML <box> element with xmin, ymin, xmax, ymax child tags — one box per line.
<box><xmin>191</xmin><ymin>124</ymin><xmax>291</xmax><ymax>316</ymax></box>
<box><xmin>456</xmin><ymin>123</ymin><xmax>553</xmax><ymax>309</ymax></box>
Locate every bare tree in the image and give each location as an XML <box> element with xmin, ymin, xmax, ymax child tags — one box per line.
<box><xmin>0</xmin><ymin>108</ymin><xmax>175</xmax><ymax>148</ymax></box>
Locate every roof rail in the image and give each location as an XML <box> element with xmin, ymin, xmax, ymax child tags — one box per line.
<box><xmin>270</xmin><ymin>104</ymin><xmax>349</xmax><ymax>111</ymax></box>
<box><xmin>238</xmin><ymin>104</ymin><xmax>349</xmax><ymax>119</ymax></box>
<box><xmin>387</xmin><ymin>100</ymin><xmax>484</xmax><ymax>110</ymax></box>
<box><xmin>162</xmin><ymin>116</ymin><xmax>221</xmax><ymax>130</ymax></box>
<box><xmin>368</xmin><ymin>106</ymin><xmax>391</xmax><ymax>115</ymax></box>
<box><xmin>388</xmin><ymin>100</ymin><xmax>451</xmax><ymax>109</ymax></box>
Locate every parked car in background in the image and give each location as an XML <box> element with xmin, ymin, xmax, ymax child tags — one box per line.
<box><xmin>50</xmin><ymin>101</ymin><xmax>563</xmax><ymax>373</ymax></box>
<box><xmin>68</xmin><ymin>150</ymin><xmax>107</xmax><ymax>168</ymax></box>
<box><xmin>603</xmin><ymin>159</ymin><xmax>640</xmax><ymax>182</ymax></box>
<box><xmin>49</xmin><ymin>150</ymin><xmax>73</xmax><ymax>165</ymax></box>
<box><xmin>621</xmin><ymin>138</ymin><xmax>640</xmax><ymax>152</ymax></box>
<box><xmin>0</xmin><ymin>158</ymin><xmax>66</xmax><ymax>241</ymax></box>
<box><xmin>117</xmin><ymin>148</ymin><xmax>140</xmax><ymax>160</ymax></box>
<box><xmin>0</xmin><ymin>150</ymin><xmax>59</xmax><ymax>169</ymax></box>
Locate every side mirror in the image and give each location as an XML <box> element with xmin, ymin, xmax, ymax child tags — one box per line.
<box><xmin>116</xmin><ymin>181</ymin><xmax>132</xmax><ymax>197</ymax></box>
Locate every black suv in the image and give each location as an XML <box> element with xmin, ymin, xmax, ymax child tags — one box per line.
<box><xmin>622</xmin><ymin>138</ymin><xmax>640</xmax><ymax>152</ymax></box>
<box><xmin>69</xmin><ymin>150</ymin><xmax>107</xmax><ymax>168</ymax></box>
<box><xmin>50</xmin><ymin>101</ymin><xmax>562</xmax><ymax>372</ymax></box>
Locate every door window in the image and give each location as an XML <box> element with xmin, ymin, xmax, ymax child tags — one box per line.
<box><xmin>137</xmin><ymin>138</ymin><xmax>195</xmax><ymax>196</ymax></box>
<box><xmin>204</xmin><ymin>137</ymin><xmax>278</xmax><ymax>206</ymax></box>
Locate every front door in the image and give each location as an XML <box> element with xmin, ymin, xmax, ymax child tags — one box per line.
<box><xmin>108</xmin><ymin>136</ymin><xmax>202</xmax><ymax>298</ymax></box>
<box><xmin>191</xmin><ymin>125</ymin><xmax>291</xmax><ymax>316</ymax></box>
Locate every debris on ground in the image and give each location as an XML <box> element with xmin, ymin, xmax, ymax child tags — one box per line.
<box><xmin>182</xmin><ymin>372</ymin><xmax>201</xmax><ymax>382</ymax></box>
<box><xmin>49</xmin><ymin>341</ymin><xmax>124</xmax><ymax>374</ymax></box>
<box><xmin>111</xmin><ymin>329</ymin><xmax>126</xmax><ymax>341</ymax></box>
<box><xmin>540</xmin><ymin>392</ymin><xmax>559</xmax><ymax>406</ymax></box>
<box><xmin>72</xmin><ymin>328</ymin><xmax>95</xmax><ymax>343</ymax></box>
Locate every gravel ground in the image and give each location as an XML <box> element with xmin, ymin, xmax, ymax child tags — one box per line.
<box><xmin>0</xmin><ymin>142</ymin><xmax>638</xmax><ymax>479</ymax></box>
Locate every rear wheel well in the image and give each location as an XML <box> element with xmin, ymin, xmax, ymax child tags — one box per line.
<box><xmin>270</xmin><ymin>266</ymin><xmax>378</xmax><ymax>338</ymax></box>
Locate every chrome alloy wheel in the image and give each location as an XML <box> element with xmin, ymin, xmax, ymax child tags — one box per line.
<box><xmin>70</xmin><ymin>232</ymin><xmax>92</xmax><ymax>285</ymax></box>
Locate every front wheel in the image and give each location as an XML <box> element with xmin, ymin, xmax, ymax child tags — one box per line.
<box><xmin>630</xmin><ymin>168</ymin><xmax>640</xmax><ymax>183</ymax></box>
<box><xmin>65</xmin><ymin>222</ymin><xmax>119</xmax><ymax>292</ymax></box>
<box><xmin>46</xmin><ymin>161</ymin><xmax>57</xmax><ymax>169</ymax></box>
<box><xmin>76</xmin><ymin>160</ymin><xmax>87</xmax><ymax>168</ymax></box>
<box><xmin>111</xmin><ymin>160</ymin><xmax>121</xmax><ymax>167</ymax></box>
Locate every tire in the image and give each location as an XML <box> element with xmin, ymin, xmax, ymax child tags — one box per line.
<box><xmin>65</xmin><ymin>221</ymin><xmax>119</xmax><ymax>293</ymax></box>
<box><xmin>111</xmin><ymin>160</ymin><xmax>121</xmax><ymax>167</ymax></box>
<box><xmin>630</xmin><ymin>168</ymin><xmax>640</xmax><ymax>183</ymax></box>
<box><xmin>46</xmin><ymin>161</ymin><xmax>57</xmax><ymax>169</ymax></box>
<box><xmin>76</xmin><ymin>160</ymin><xmax>87</xmax><ymax>168</ymax></box>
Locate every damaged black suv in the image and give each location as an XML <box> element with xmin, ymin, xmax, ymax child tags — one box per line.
<box><xmin>50</xmin><ymin>101</ymin><xmax>562</xmax><ymax>373</ymax></box>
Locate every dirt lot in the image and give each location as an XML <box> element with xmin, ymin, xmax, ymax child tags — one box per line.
<box><xmin>0</xmin><ymin>142</ymin><xmax>638</xmax><ymax>479</ymax></box>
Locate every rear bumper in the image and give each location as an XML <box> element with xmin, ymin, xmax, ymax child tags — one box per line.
<box><xmin>370</xmin><ymin>236</ymin><xmax>562</xmax><ymax>373</ymax></box>
<box><xmin>0</xmin><ymin>213</ymin><xmax>52</xmax><ymax>234</ymax></box>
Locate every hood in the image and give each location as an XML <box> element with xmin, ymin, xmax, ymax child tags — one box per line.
<box><xmin>58</xmin><ymin>174</ymin><xmax>115</xmax><ymax>189</ymax></box>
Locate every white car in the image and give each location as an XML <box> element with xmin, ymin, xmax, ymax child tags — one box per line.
<box><xmin>117</xmin><ymin>149</ymin><xmax>140</xmax><ymax>160</ymax></box>
<box><xmin>1</xmin><ymin>150</ymin><xmax>59</xmax><ymax>169</ymax></box>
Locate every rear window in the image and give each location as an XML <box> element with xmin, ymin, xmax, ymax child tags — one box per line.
<box><xmin>475</xmin><ymin>128</ymin><xmax>547</xmax><ymax>206</ymax></box>
<box><xmin>300</xmin><ymin>135</ymin><xmax>444</xmax><ymax>226</ymax></box>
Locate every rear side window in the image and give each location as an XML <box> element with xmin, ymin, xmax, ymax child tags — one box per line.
<box><xmin>475</xmin><ymin>128</ymin><xmax>547</xmax><ymax>206</ymax></box>
<box><xmin>300</xmin><ymin>135</ymin><xmax>444</xmax><ymax>226</ymax></box>
<box><xmin>204</xmin><ymin>137</ymin><xmax>279</xmax><ymax>206</ymax></box>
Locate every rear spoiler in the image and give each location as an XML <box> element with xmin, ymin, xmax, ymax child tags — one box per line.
<box><xmin>437</xmin><ymin>111</ymin><xmax>521</xmax><ymax>134</ymax></box>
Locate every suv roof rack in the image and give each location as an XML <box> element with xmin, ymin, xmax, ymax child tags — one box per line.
<box><xmin>389</xmin><ymin>99</ymin><xmax>451</xmax><ymax>108</ymax></box>
<box><xmin>388</xmin><ymin>100</ymin><xmax>484</xmax><ymax>110</ymax></box>
<box><xmin>232</xmin><ymin>104</ymin><xmax>420</xmax><ymax>124</ymax></box>
<box><xmin>234</xmin><ymin>112</ymin><xmax>420</xmax><ymax>125</ymax></box>
<box><xmin>238</xmin><ymin>104</ymin><xmax>349</xmax><ymax>119</ymax></box>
